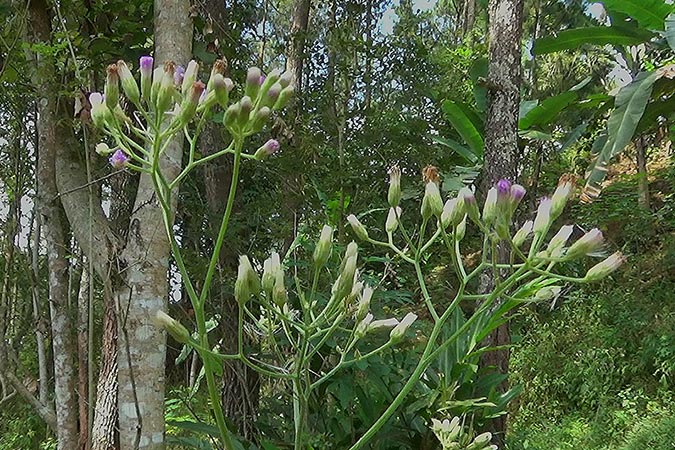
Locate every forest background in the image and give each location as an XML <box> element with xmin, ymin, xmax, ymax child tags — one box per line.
<box><xmin>0</xmin><ymin>0</ymin><xmax>674</xmax><ymax>449</ymax></box>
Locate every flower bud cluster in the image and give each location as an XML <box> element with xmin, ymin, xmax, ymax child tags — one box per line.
<box><xmin>223</xmin><ymin>67</ymin><xmax>294</xmax><ymax>137</ymax></box>
<box><xmin>430</xmin><ymin>417</ymin><xmax>496</xmax><ymax>450</ymax></box>
<box><xmin>92</xmin><ymin>56</ymin><xmax>294</xmax><ymax>170</ymax></box>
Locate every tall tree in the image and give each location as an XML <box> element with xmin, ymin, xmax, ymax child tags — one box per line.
<box><xmin>479</xmin><ymin>0</ymin><xmax>525</xmax><ymax>444</ymax></box>
<box><xmin>27</xmin><ymin>0</ymin><xmax>80</xmax><ymax>447</ymax></box>
<box><xmin>115</xmin><ymin>1</ymin><xmax>193</xmax><ymax>448</ymax></box>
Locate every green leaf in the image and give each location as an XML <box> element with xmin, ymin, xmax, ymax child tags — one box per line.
<box><xmin>636</xmin><ymin>91</ymin><xmax>675</xmax><ymax>134</ymax></box>
<box><xmin>469</xmin><ymin>57</ymin><xmax>488</xmax><ymax>112</ymax></box>
<box><xmin>441</xmin><ymin>100</ymin><xmax>484</xmax><ymax>155</ymax></box>
<box><xmin>431</xmin><ymin>135</ymin><xmax>479</xmax><ymax>163</ymax></box>
<box><xmin>583</xmin><ymin>71</ymin><xmax>659</xmax><ymax>200</ymax></box>
<box><xmin>666</xmin><ymin>13</ymin><xmax>675</xmax><ymax>50</ymax></box>
<box><xmin>558</xmin><ymin>122</ymin><xmax>589</xmax><ymax>153</ymax></box>
<box><xmin>519</xmin><ymin>91</ymin><xmax>577</xmax><ymax>130</ymax></box>
<box><xmin>602</xmin><ymin>0</ymin><xmax>673</xmax><ymax>31</ymax></box>
<box><xmin>167</xmin><ymin>420</ymin><xmax>221</xmax><ymax>438</ymax></box>
<box><xmin>534</xmin><ymin>26</ymin><xmax>655</xmax><ymax>54</ymax></box>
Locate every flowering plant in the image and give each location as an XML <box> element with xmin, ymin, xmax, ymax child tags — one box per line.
<box><xmin>92</xmin><ymin>56</ymin><xmax>624</xmax><ymax>449</ymax></box>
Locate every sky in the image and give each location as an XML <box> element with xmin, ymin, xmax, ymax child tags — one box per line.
<box><xmin>380</xmin><ymin>0</ymin><xmax>437</xmax><ymax>34</ymax></box>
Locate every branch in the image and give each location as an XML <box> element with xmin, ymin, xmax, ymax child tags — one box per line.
<box><xmin>54</xmin><ymin>120</ymin><xmax>121</xmax><ymax>280</ymax></box>
<box><xmin>3</xmin><ymin>371</ymin><xmax>56</xmax><ymax>430</ymax></box>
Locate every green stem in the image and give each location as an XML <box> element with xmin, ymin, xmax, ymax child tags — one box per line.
<box><xmin>348</xmin><ymin>265</ymin><xmax>529</xmax><ymax>449</ymax></box>
<box><xmin>198</xmin><ymin>138</ymin><xmax>244</xmax><ymax>307</ymax></box>
<box><xmin>414</xmin><ymin>260</ymin><xmax>439</xmax><ymax>321</ymax></box>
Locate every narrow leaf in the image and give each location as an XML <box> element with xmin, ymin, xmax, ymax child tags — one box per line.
<box><xmin>519</xmin><ymin>91</ymin><xmax>577</xmax><ymax>130</ymax></box>
<box><xmin>534</xmin><ymin>26</ymin><xmax>655</xmax><ymax>54</ymax></box>
<box><xmin>558</xmin><ymin>122</ymin><xmax>588</xmax><ymax>153</ymax></box>
<box><xmin>431</xmin><ymin>135</ymin><xmax>479</xmax><ymax>163</ymax></box>
<box><xmin>583</xmin><ymin>71</ymin><xmax>659</xmax><ymax>201</ymax></box>
<box><xmin>441</xmin><ymin>100</ymin><xmax>484</xmax><ymax>155</ymax></box>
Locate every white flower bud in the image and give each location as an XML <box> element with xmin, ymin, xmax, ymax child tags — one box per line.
<box><xmin>389</xmin><ymin>312</ymin><xmax>417</xmax><ymax>342</ymax></box>
<box><xmin>313</xmin><ymin>225</ymin><xmax>334</xmax><ymax>269</ymax></box>
<box><xmin>386</xmin><ymin>207</ymin><xmax>402</xmax><ymax>234</ymax></box>
<box><xmin>347</xmin><ymin>214</ymin><xmax>369</xmax><ymax>241</ymax></box>
<box><xmin>355</xmin><ymin>285</ymin><xmax>373</xmax><ymax>322</ymax></box>
<box><xmin>154</xmin><ymin>310</ymin><xmax>190</xmax><ymax>344</ymax></box>
<box><xmin>421</xmin><ymin>181</ymin><xmax>444</xmax><ymax>220</ymax></box>
<box><xmin>585</xmin><ymin>251</ymin><xmax>625</xmax><ymax>281</ymax></box>
<box><xmin>482</xmin><ymin>187</ymin><xmax>498</xmax><ymax>225</ymax></box>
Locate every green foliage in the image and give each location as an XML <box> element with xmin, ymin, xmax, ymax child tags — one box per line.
<box><xmin>583</xmin><ymin>71</ymin><xmax>661</xmax><ymax>200</ymax></box>
<box><xmin>0</xmin><ymin>403</ymin><xmax>51</xmax><ymax>449</ymax></box>
<box><xmin>601</xmin><ymin>0</ymin><xmax>674</xmax><ymax>31</ymax></box>
<box><xmin>533</xmin><ymin>26</ymin><xmax>655</xmax><ymax>54</ymax></box>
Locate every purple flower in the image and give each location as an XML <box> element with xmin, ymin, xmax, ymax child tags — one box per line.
<box><xmin>253</xmin><ymin>139</ymin><xmax>281</xmax><ymax>161</ymax></box>
<box><xmin>139</xmin><ymin>56</ymin><xmax>154</xmax><ymax>101</ymax></box>
<box><xmin>263</xmin><ymin>139</ymin><xmax>280</xmax><ymax>155</ymax></box>
<box><xmin>259</xmin><ymin>75</ymin><xmax>266</xmax><ymax>85</ymax></box>
<box><xmin>109</xmin><ymin>149</ymin><xmax>129</xmax><ymax>169</ymax></box>
<box><xmin>510</xmin><ymin>184</ymin><xmax>526</xmax><ymax>201</ymax></box>
<box><xmin>496</xmin><ymin>179</ymin><xmax>512</xmax><ymax>196</ymax></box>
<box><xmin>174</xmin><ymin>65</ymin><xmax>185</xmax><ymax>87</ymax></box>
<box><xmin>140</xmin><ymin>56</ymin><xmax>154</xmax><ymax>74</ymax></box>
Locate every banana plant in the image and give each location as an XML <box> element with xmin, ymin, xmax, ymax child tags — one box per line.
<box><xmin>532</xmin><ymin>0</ymin><xmax>675</xmax><ymax>201</ymax></box>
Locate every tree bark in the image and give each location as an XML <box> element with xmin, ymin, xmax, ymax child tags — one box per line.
<box><xmin>78</xmin><ymin>267</ymin><xmax>91</xmax><ymax>450</ymax></box>
<box><xmin>479</xmin><ymin>0</ymin><xmax>524</xmax><ymax>445</ymax></box>
<box><xmin>28</xmin><ymin>1</ymin><xmax>80</xmax><ymax>448</ymax></box>
<box><xmin>115</xmin><ymin>2</ymin><xmax>192</xmax><ymax>448</ymax></box>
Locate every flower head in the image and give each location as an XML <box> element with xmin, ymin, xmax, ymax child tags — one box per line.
<box><xmin>386</xmin><ymin>207</ymin><xmax>402</xmax><ymax>234</ymax></box>
<box><xmin>139</xmin><ymin>56</ymin><xmax>154</xmax><ymax>101</ymax></box>
<box><xmin>533</xmin><ymin>197</ymin><xmax>552</xmax><ymax>234</ymax></box>
<box><xmin>388</xmin><ymin>165</ymin><xmax>402</xmax><ymax>208</ymax></box>
<box><xmin>173</xmin><ymin>65</ymin><xmax>185</xmax><ymax>87</ymax></box>
<box><xmin>513</xmin><ymin>220</ymin><xmax>534</xmax><ymax>248</ymax></box>
<box><xmin>104</xmin><ymin>64</ymin><xmax>120</xmax><ymax>110</ymax></box>
<box><xmin>109</xmin><ymin>149</ymin><xmax>129</xmax><ymax>169</ymax></box>
<box><xmin>459</xmin><ymin>187</ymin><xmax>479</xmax><ymax>223</ymax></box>
<box><xmin>421</xmin><ymin>180</ymin><xmax>444</xmax><ymax>220</ymax></box>
<box><xmin>482</xmin><ymin>187</ymin><xmax>498</xmax><ymax>225</ymax></box>
<box><xmin>390</xmin><ymin>312</ymin><xmax>417</xmax><ymax>342</ymax></box>
<box><xmin>566</xmin><ymin>228</ymin><xmax>604</xmax><ymax>259</ymax></box>
<box><xmin>497</xmin><ymin>179</ymin><xmax>512</xmax><ymax>197</ymax></box>
<box><xmin>347</xmin><ymin>214</ymin><xmax>369</xmax><ymax>241</ymax></box>
<box><xmin>550</xmin><ymin>174</ymin><xmax>575</xmax><ymax>220</ymax></box>
<box><xmin>234</xmin><ymin>255</ymin><xmax>261</xmax><ymax>304</ymax></box>
<box><xmin>254</xmin><ymin>139</ymin><xmax>280</xmax><ymax>161</ymax></box>
<box><xmin>245</xmin><ymin>67</ymin><xmax>263</xmax><ymax>99</ymax></box>
<box><xmin>313</xmin><ymin>225</ymin><xmax>334</xmax><ymax>269</ymax></box>
<box><xmin>585</xmin><ymin>251</ymin><xmax>625</xmax><ymax>281</ymax></box>
<box><xmin>117</xmin><ymin>60</ymin><xmax>140</xmax><ymax>105</ymax></box>
<box><xmin>154</xmin><ymin>311</ymin><xmax>190</xmax><ymax>344</ymax></box>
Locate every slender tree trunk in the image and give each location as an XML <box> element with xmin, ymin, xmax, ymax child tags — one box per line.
<box><xmin>91</xmin><ymin>289</ymin><xmax>118</xmax><ymax>450</ymax></box>
<box><xmin>116</xmin><ymin>2</ymin><xmax>192</xmax><ymax>448</ymax></box>
<box><xmin>31</xmin><ymin>219</ymin><xmax>50</xmax><ymax>406</ymax></box>
<box><xmin>479</xmin><ymin>0</ymin><xmax>524</xmax><ymax>445</ymax></box>
<box><xmin>28</xmin><ymin>1</ymin><xmax>80</xmax><ymax>448</ymax></box>
<box><xmin>78</xmin><ymin>267</ymin><xmax>91</xmax><ymax>450</ymax></box>
<box><xmin>461</xmin><ymin>0</ymin><xmax>477</xmax><ymax>37</ymax></box>
<box><xmin>636</xmin><ymin>136</ymin><xmax>650</xmax><ymax>209</ymax></box>
<box><xmin>287</xmin><ymin>0</ymin><xmax>311</xmax><ymax>99</ymax></box>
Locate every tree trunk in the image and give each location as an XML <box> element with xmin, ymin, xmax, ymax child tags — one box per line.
<box><xmin>115</xmin><ymin>2</ymin><xmax>192</xmax><ymax>448</ymax></box>
<box><xmin>91</xmin><ymin>290</ymin><xmax>118</xmax><ymax>450</ymax></box>
<box><xmin>78</xmin><ymin>267</ymin><xmax>91</xmax><ymax>450</ymax></box>
<box><xmin>28</xmin><ymin>1</ymin><xmax>80</xmax><ymax>447</ymax></box>
<box><xmin>636</xmin><ymin>136</ymin><xmax>650</xmax><ymax>209</ymax></box>
<box><xmin>479</xmin><ymin>0</ymin><xmax>525</xmax><ymax>445</ymax></box>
